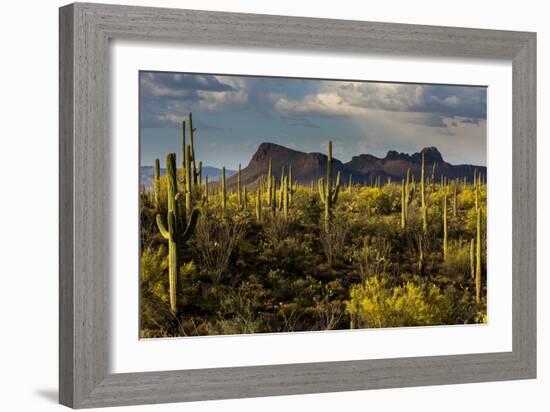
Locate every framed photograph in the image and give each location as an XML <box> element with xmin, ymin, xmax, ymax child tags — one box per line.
<box><xmin>59</xmin><ymin>2</ymin><xmax>536</xmax><ymax>408</ymax></box>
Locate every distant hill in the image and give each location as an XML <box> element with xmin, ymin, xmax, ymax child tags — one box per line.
<box><xmin>140</xmin><ymin>165</ymin><xmax>236</xmax><ymax>188</ymax></box>
<box><xmin>225</xmin><ymin>142</ymin><xmax>485</xmax><ymax>188</ymax></box>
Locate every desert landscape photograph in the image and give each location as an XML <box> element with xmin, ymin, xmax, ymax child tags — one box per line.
<box><xmin>139</xmin><ymin>71</ymin><xmax>487</xmax><ymax>338</ymax></box>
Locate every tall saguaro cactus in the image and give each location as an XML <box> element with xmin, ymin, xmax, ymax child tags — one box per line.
<box><xmin>255</xmin><ymin>186</ymin><xmax>262</xmax><ymax>222</ymax></box>
<box><xmin>153</xmin><ymin>158</ymin><xmax>161</xmax><ymax>210</ymax></box>
<box><xmin>184</xmin><ymin>145</ymin><xmax>192</xmax><ymax>217</ymax></box>
<box><xmin>470</xmin><ymin>238</ymin><xmax>475</xmax><ymax>280</ymax></box>
<box><xmin>237</xmin><ymin>163</ymin><xmax>242</xmax><ymax>208</ymax></box>
<box><xmin>400</xmin><ymin>179</ymin><xmax>406</xmax><ymax>229</ymax></box>
<box><xmin>188</xmin><ymin>112</ymin><xmax>198</xmax><ymax>186</ymax></box>
<box><xmin>221</xmin><ymin>166</ymin><xmax>227</xmax><ymax>214</ymax></box>
<box><xmin>453</xmin><ymin>182</ymin><xmax>457</xmax><ymax>217</ymax></box>
<box><xmin>283</xmin><ymin>176</ymin><xmax>289</xmax><ymax>219</ymax></box>
<box><xmin>156</xmin><ymin>153</ymin><xmax>199</xmax><ymax>315</ymax></box>
<box><xmin>181</xmin><ymin>120</ymin><xmax>186</xmax><ymax>177</ymax></box>
<box><xmin>421</xmin><ymin>152</ymin><xmax>428</xmax><ymax>234</ymax></box>
<box><xmin>318</xmin><ymin>141</ymin><xmax>340</xmax><ymax>231</ymax></box>
<box><xmin>475</xmin><ymin>207</ymin><xmax>482</xmax><ymax>304</ymax></box>
<box><xmin>442</xmin><ymin>190</ymin><xmax>448</xmax><ymax>261</ymax></box>
<box><xmin>266</xmin><ymin>158</ymin><xmax>273</xmax><ymax>208</ymax></box>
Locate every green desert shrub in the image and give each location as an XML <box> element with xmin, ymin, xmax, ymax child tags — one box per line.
<box><xmin>193</xmin><ymin>214</ymin><xmax>245</xmax><ymax>284</ymax></box>
<box><xmin>140</xmin><ymin>246</ymin><xmax>174</xmax><ymax>331</ymax></box>
<box><xmin>345</xmin><ymin>276</ymin><xmax>451</xmax><ymax>328</ymax></box>
<box><xmin>442</xmin><ymin>239</ymin><xmax>470</xmax><ymax>278</ymax></box>
<box><xmin>319</xmin><ymin>214</ymin><xmax>349</xmax><ymax>265</ymax></box>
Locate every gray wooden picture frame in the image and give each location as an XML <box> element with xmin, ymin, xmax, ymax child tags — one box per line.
<box><xmin>59</xmin><ymin>2</ymin><xmax>536</xmax><ymax>408</ymax></box>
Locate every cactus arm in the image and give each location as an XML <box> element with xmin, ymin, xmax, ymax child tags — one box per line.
<box><xmin>156</xmin><ymin>214</ymin><xmax>170</xmax><ymax>240</ymax></box>
<box><xmin>153</xmin><ymin>158</ymin><xmax>161</xmax><ymax>210</ymax></box>
<box><xmin>180</xmin><ymin>209</ymin><xmax>200</xmax><ymax>242</ymax></box>
<box><xmin>331</xmin><ymin>183</ymin><xmax>340</xmax><ymax>204</ymax></box>
<box><xmin>318</xmin><ymin>177</ymin><xmax>326</xmax><ymax>203</ymax></box>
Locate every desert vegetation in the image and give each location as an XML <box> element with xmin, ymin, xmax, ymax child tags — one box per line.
<box><xmin>140</xmin><ymin>113</ymin><xmax>487</xmax><ymax>338</ymax></box>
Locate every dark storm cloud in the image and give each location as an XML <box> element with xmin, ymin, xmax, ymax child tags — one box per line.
<box><xmin>140</xmin><ymin>72</ymin><xmax>236</xmax><ymax>99</ymax></box>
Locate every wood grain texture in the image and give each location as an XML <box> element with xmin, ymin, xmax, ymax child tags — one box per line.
<box><xmin>59</xmin><ymin>2</ymin><xmax>537</xmax><ymax>408</ymax></box>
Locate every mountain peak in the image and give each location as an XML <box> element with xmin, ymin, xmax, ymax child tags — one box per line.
<box><xmin>251</xmin><ymin>142</ymin><xmax>299</xmax><ymax>163</ymax></box>
<box><xmin>419</xmin><ymin>146</ymin><xmax>443</xmax><ymax>163</ymax></box>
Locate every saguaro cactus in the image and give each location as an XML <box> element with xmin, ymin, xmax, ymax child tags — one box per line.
<box><xmin>198</xmin><ymin>161</ymin><xmax>203</xmax><ymax>192</ymax></box>
<box><xmin>288</xmin><ymin>165</ymin><xmax>295</xmax><ymax>205</ymax></box>
<box><xmin>476</xmin><ymin>207</ymin><xmax>482</xmax><ymax>304</ymax></box>
<box><xmin>237</xmin><ymin>163</ymin><xmax>242</xmax><ymax>208</ymax></box>
<box><xmin>205</xmin><ymin>176</ymin><xmax>209</xmax><ymax>204</ymax></box>
<box><xmin>430</xmin><ymin>162</ymin><xmax>437</xmax><ymax>192</ymax></box>
<box><xmin>153</xmin><ymin>158</ymin><xmax>161</xmax><ymax>210</ymax></box>
<box><xmin>188</xmin><ymin>112</ymin><xmax>198</xmax><ymax>186</ymax></box>
<box><xmin>443</xmin><ymin>190</ymin><xmax>448</xmax><ymax>261</ymax></box>
<box><xmin>221</xmin><ymin>166</ymin><xmax>227</xmax><ymax>214</ymax></box>
<box><xmin>453</xmin><ymin>182</ymin><xmax>457</xmax><ymax>217</ymax></box>
<box><xmin>266</xmin><ymin>158</ymin><xmax>273</xmax><ymax>207</ymax></box>
<box><xmin>184</xmin><ymin>145</ymin><xmax>192</xmax><ymax>217</ymax></box>
<box><xmin>283</xmin><ymin>176</ymin><xmax>289</xmax><ymax>219</ymax></box>
<box><xmin>470</xmin><ymin>238</ymin><xmax>475</xmax><ymax>279</ymax></box>
<box><xmin>421</xmin><ymin>152</ymin><xmax>428</xmax><ymax>234</ymax></box>
<box><xmin>156</xmin><ymin>153</ymin><xmax>199</xmax><ymax>315</ymax></box>
<box><xmin>181</xmin><ymin>120</ymin><xmax>186</xmax><ymax>178</ymax></box>
<box><xmin>348</xmin><ymin>175</ymin><xmax>353</xmax><ymax>194</ymax></box>
<box><xmin>318</xmin><ymin>141</ymin><xmax>340</xmax><ymax>231</ymax></box>
<box><xmin>255</xmin><ymin>186</ymin><xmax>262</xmax><ymax>222</ymax></box>
<box><xmin>401</xmin><ymin>179</ymin><xmax>407</xmax><ymax>229</ymax></box>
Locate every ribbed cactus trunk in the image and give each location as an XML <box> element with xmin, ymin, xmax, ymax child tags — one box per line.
<box><xmin>470</xmin><ymin>238</ymin><xmax>475</xmax><ymax>279</ymax></box>
<box><xmin>283</xmin><ymin>176</ymin><xmax>289</xmax><ymax>219</ymax></box>
<box><xmin>348</xmin><ymin>175</ymin><xmax>353</xmax><ymax>194</ymax></box>
<box><xmin>453</xmin><ymin>183</ymin><xmax>457</xmax><ymax>217</ymax></box>
<box><xmin>431</xmin><ymin>162</ymin><xmax>436</xmax><ymax>192</ymax></box>
<box><xmin>266</xmin><ymin>158</ymin><xmax>272</xmax><ymax>207</ymax></box>
<box><xmin>155</xmin><ymin>153</ymin><xmax>199</xmax><ymax>315</ymax></box>
<box><xmin>185</xmin><ymin>145</ymin><xmax>192</xmax><ymax>218</ymax></box>
<box><xmin>237</xmin><ymin>163</ymin><xmax>242</xmax><ymax>208</ymax></box>
<box><xmin>189</xmin><ymin>112</ymin><xmax>197</xmax><ymax>186</ymax></box>
<box><xmin>181</xmin><ymin>120</ymin><xmax>186</xmax><ymax>178</ymax></box>
<box><xmin>255</xmin><ymin>186</ymin><xmax>262</xmax><ymax>222</ymax></box>
<box><xmin>205</xmin><ymin>176</ymin><xmax>209</xmax><ymax>204</ymax></box>
<box><xmin>421</xmin><ymin>152</ymin><xmax>428</xmax><ymax>234</ymax></box>
<box><xmin>318</xmin><ymin>141</ymin><xmax>340</xmax><ymax>231</ymax></box>
<box><xmin>153</xmin><ymin>158</ymin><xmax>161</xmax><ymax>210</ymax></box>
<box><xmin>405</xmin><ymin>169</ymin><xmax>410</xmax><ymax>221</ymax></box>
<box><xmin>418</xmin><ymin>236</ymin><xmax>425</xmax><ymax>275</ymax></box>
<box><xmin>443</xmin><ymin>191</ymin><xmax>448</xmax><ymax>261</ymax></box>
<box><xmin>400</xmin><ymin>179</ymin><xmax>406</xmax><ymax>229</ymax></box>
<box><xmin>476</xmin><ymin>207</ymin><xmax>482</xmax><ymax>304</ymax></box>
<box><xmin>198</xmin><ymin>161</ymin><xmax>203</xmax><ymax>192</ymax></box>
<box><xmin>243</xmin><ymin>186</ymin><xmax>248</xmax><ymax>209</ymax></box>
<box><xmin>221</xmin><ymin>166</ymin><xmax>226</xmax><ymax>214</ymax></box>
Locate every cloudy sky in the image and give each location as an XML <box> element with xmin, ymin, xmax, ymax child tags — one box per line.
<box><xmin>140</xmin><ymin>71</ymin><xmax>486</xmax><ymax>169</ymax></box>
